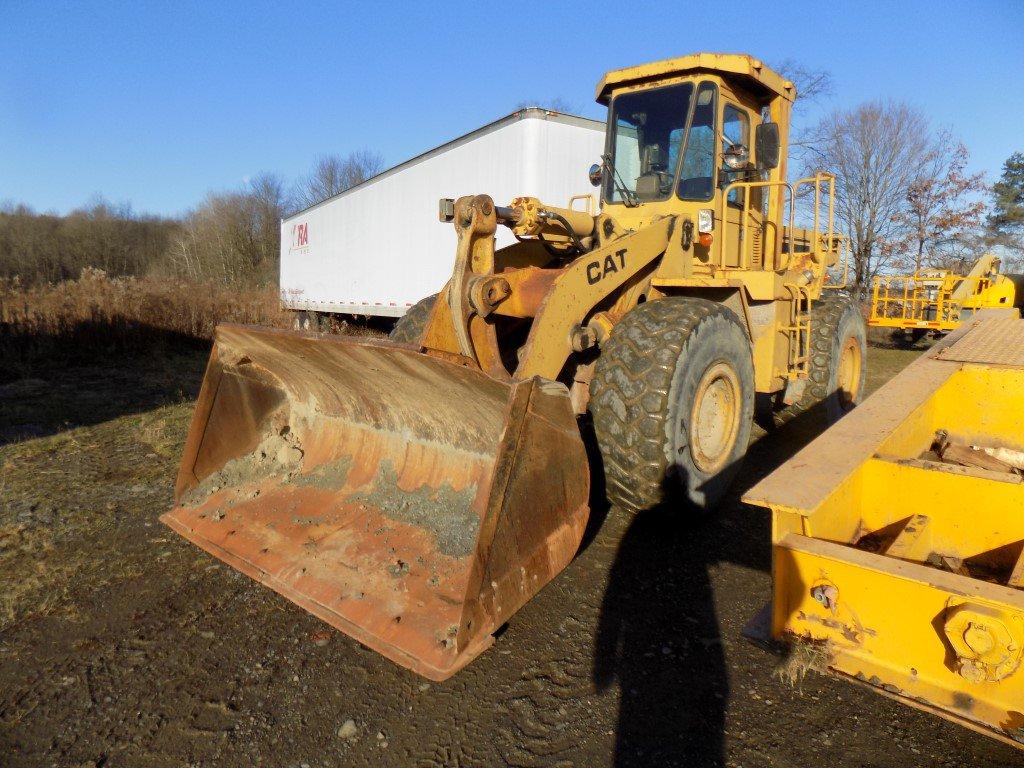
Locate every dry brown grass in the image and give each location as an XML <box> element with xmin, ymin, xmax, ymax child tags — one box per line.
<box><xmin>0</xmin><ymin>269</ymin><xmax>291</xmax><ymax>379</ymax></box>
<box><xmin>775</xmin><ymin>640</ymin><xmax>835</xmax><ymax>688</ymax></box>
<box><xmin>1</xmin><ymin>267</ymin><xmax>290</xmax><ymax>339</ymax></box>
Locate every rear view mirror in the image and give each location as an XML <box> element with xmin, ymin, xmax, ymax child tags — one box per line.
<box><xmin>589</xmin><ymin>163</ymin><xmax>603</xmax><ymax>187</ymax></box>
<box><xmin>755</xmin><ymin>122</ymin><xmax>780</xmax><ymax>171</ymax></box>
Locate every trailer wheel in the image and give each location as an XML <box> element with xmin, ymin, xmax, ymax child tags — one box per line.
<box><xmin>892</xmin><ymin>327</ymin><xmax>928</xmax><ymax>348</ymax></box>
<box><xmin>773</xmin><ymin>294</ymin><xmax>867</xmax><ymax>429</ymax></box>
<box><xmin>589</xmin><ymin>298</ymin><xmax>755</xmax><ymax>514</ymax></box>
<box><xmin>389</xmin><ymin>294</ymin><xmax>437</xmax><ymax>345</ymax></box>
<box><xmin>293</xmin><ymin>311</ymin><xmax>321</xmax><ymax>332</ymax></box>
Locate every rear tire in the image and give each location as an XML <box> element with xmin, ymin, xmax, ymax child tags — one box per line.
<box><xmin>589</xmin><ymin>298</ymin><xmax>755</xmax><ymax>514</ymax></box>
<box><xmin>773</xmin><ymin>294</ymin><xmax>867</xmax><ymax>429</ymax></box>
<box><xmin>389</xmin><ymin>294</ymin><xmax>437</xmax><ymax>345</ymax></box>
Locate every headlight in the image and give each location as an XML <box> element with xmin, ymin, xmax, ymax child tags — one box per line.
<box><xmin>698</xmin><ymin>209</ymin><xmax>714</xmax><ymax>233</ymax></box>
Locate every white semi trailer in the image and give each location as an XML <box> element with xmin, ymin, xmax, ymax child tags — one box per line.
<box><xmin>279</xmin><ymin>109</ymin><xmax>606</xmax><ymax>322</ymax></box>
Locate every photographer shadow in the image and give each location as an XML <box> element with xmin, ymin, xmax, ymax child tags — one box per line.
<box><xmin>590</xmin><ymin>400</ymin><xmax>832</xmax><ymax>767</ymax></box>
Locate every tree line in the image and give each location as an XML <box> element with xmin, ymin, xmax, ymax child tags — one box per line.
<box><xmin>802</xmin><ymin>105</ymin><xmax>1021</xmax><ymax>288</ymax></box>
<box><xmin>774</xmin><ymin>62</ymin><xmax>1020</xmax><ymax>288</ymax></box>
<box><xmin>0</xmin><ymin>200</ymin><xmax>179</xmax><ymax>285</ymax></box>
<box><xmin>0</xmin><ymin>151</ymin><xmax>384</xmax><ymax>287</ymax></box>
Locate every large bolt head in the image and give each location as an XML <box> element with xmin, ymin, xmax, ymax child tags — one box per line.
<box><xmin>810</xmin><ymin>583</ymin><xmax>838</xmax><ymax>611</ymax></box>
<box><xmin>943</xmin><ymin>602</ymin><xmax>1024</xmax><ymax>683</ymax></box>
<box><xmin>963</xmin><ymin>622</ymin><xmax>996</xmax><ymax>656</ymax></box>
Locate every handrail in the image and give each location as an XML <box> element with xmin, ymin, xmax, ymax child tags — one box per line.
<box><xmin>716</xmin><ymin>178</ymin><xmax>793</xmax><ymax>271</ymax></box>
<box><xmin>791</xmin><ymin>172</ymin><xmax>837</xmax><ymax>270</ymax></box>
<box><xmin>567</xmin><ymin>193</ymin><xmax>595</xmax><ymax>215</ymax></box>
<box><xmin>869</xmin><ymin>272</ymin><xmax>993</xmax><ymax>326</ymax></box>
<box><xmin>717</xmin><ymin>172</ymin><xmax>839</xmax><ymax>276</ymax></box>
<box><xmin>822</xmin><ymin>235</ymin><xmax>851</xmax><ymax>289</ymax></box>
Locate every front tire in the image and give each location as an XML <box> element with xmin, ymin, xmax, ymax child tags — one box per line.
<box><xmin>589</xmin><ymin>298</ymin><xmax>755</xmax><ymax>514</ymax></box>
<box><xmin>389</xmin><ymin>294</ymin><xmax>437</xmax><ymax>345</ymax></box>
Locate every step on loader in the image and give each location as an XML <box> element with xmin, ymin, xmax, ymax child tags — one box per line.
<box><xmin>162</xmin><ymin>53</ymin><xmax>866</xmax><ymax>680</ymax></box>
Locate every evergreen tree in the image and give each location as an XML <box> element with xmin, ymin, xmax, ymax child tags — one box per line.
<box><xmin>988</xmin><ymin>152</ymin><xmax>1024</xmax><ymax>258</ymax></box>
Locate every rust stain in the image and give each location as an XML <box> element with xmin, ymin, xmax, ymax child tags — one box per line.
<box><xmin>796</xmin><ymin>610</ymin><xmax>865</xmax><ymax>644</ymax></box>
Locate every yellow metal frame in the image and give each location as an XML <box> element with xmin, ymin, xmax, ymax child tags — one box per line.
<box><xmin>716</xmin><ymin>173</ymin><xmax>841</xmax><ymax>273</ymax></box>
<box><xmin>870</xmin><ymin>272</ymin><xmax>976</xmax><ymax>332</ymax></box>
<box><xmin>596</xmin><ymin>52</ymin><xmax>795</xmax><ymax>105</ymax></box>
<box><xmin>710</xmin><ymin>172</ymin><xmax>845</xmax><ymax>380</ymax></box>
<box><xmin>745</xmin><ymin>311</ymin><xmax>1024</xmax><ymax>748</ymax></box>
<box><xmin>870</xmin><ymin>256</ymin><xmax>1016</xmax><ymax>334</ymax></box>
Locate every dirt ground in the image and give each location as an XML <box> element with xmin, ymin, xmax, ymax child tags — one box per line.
<box><xmin>1</xmin><ymin>342</ymin><xmax>1021</xmax><ymax>768</ymax></box>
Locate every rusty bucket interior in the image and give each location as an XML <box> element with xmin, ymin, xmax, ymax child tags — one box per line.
<box><xmin>161</xmin><ymin>324</ymin><xmax>589</xmax><ymax>680</ymax></box>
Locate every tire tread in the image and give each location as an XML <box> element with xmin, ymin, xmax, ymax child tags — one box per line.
<box><xmin>590</xmin><ymin>298</ymin><xmax>728</xmax><ymax>513</ymax></box>
<box><xmin>389</xmin><ymin>294</ymin><xmax>437</xmax><ymax>345</ymax></box>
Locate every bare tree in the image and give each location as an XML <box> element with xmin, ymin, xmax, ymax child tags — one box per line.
<box><xmin>0</xmin><ymin>198</ymin><xmax>178</xmax><ymax>284</ymax></box>
<box><xmin>295</xmin><ymin>150</ymin><xmax>385</xmax><ymax>210</ymax></box>
<box><xmin>248</xmin><ymin>172</ymin><xmax>293</xmax><ymax>269</ymax></box>
<box><xmin>803</xmin><ymin>101</ymin><xmax>931</xmax><ymax>292</ymax></box>
<box><xmin>889</xmin><ymin>131</ymin><xmax>987</xmax><ymax>272</ymax></box>
<box><xmin>773</xmin><ymin>59</ymin><xmax>833</xmax><ymax>106</ymax></box>
<box><xmin>160</xmin><ymin>173</ymin><xmax>292</xmax><ymax>286</ymax></box>
<box><xmin>773</xmin><ymin>60</ymin><xmax>833</xmax><ymax>169</ymax></box>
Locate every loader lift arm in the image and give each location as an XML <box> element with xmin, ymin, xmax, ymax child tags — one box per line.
<box><xmin>426</xmin><ymin>192</ymin><xmax>673</xmax><ymax>382</ymax></box>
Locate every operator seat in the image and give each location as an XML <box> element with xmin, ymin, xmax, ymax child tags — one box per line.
<box><xmin>635</xmin><ymin>143</ymin><xmax>668</xmax><ymax>200</ymax></box>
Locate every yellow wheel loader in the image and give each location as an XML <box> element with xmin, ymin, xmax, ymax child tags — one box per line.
<box><xmin>162</xmin><ymin>53</ymin><xmax>867</xmax><ymax>680</ymax></box>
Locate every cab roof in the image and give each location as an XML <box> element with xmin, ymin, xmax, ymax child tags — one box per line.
<box><xmin>596</xmin><ymin>52</ymin><xmax>795</xmax><ymax>104</ymax></box>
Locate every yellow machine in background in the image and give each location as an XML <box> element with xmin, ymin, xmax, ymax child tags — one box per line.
<box><xmin>746</xmin><ymin>310</ymin><xmax>1024</xmax><ymax>748</ymax></box>
<box><xmin>869</xmin><ymin>254</ymin><xmax>1022</xmax><ymax>343</ymax></box>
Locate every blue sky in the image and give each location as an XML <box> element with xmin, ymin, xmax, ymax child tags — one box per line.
<box><xmin>2</xmin><ymin>0</ymin><xmax>1022</xmax><ymax>217</ymax></box>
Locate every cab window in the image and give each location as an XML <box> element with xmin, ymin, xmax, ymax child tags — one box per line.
<box><xmin>722</xmin><ymin>104</ymin><xmax>750</xmax><ymax>207</ymax></box>
<box><xmin>605</xmin><ymin>82</ymin><xmax>694</xmax><ymax>203</ymax></box>
<box><xmin>677</xmin><ymin>82</ymin><xmax>717</xmax><ymax>201</ymax></box>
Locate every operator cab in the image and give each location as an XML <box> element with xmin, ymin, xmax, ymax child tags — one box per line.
<box><xmin>591</xmin><ymin>54</ymin><xmax>790</xmax><ymax>221</ymax></box>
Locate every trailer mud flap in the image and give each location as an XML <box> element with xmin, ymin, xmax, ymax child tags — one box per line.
<box><xmin>161</xmin><ymin>324</ymin><xmax>589</xmax><ymax>680</ymax></box>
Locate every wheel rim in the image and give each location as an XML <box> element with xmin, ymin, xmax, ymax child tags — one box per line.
<box><xmin>836</xmin><ymin>335</ymin><xmax>863</xmax><ymax>410</ymax></box>
<box><xmin>688</xmin><ymin>362</ymin><xmax>742</xmax><ymax>474</ymax></box>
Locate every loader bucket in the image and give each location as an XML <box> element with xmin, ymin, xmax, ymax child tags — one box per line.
<box><xmin>161</xmin><ymin>324</ymin><xmax>589</xmax><ymax>680</ymax></box>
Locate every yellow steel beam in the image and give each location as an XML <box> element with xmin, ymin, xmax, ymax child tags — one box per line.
<box><xmin>776</xmin><ymin>533</ymin><xmax>1024</xmax><ymax>747</ymax></box>
<box><xmin>515</xmin><ymin>217</ymin><xmax>672</xmax><ymax>380</ymax></box>
<box><xmin>747</xmin><ymin>310</ymin><xmax>1024</xmax><ymax>747</ymax></box>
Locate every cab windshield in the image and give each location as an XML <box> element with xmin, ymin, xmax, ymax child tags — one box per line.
<box><xmin>605</xmin><ymin>81</ymin><xmax>717</xmax><ymax>204</ymax></box>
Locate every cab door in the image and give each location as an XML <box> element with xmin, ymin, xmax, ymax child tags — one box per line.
<box><xmin>720</xmin><ymin>102</ymin><xmax>764</xmax><ymax>269</ymax></box>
